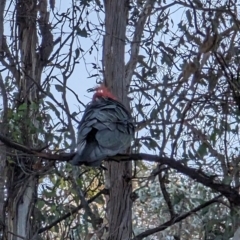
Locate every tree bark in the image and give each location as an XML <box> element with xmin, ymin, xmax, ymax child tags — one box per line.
<box><xmin>0</xmin><ymin>140</ymin><xmax>6</xmax><ymax>238</ymax></box>
<box><xmin>0</xmin><ymin>0</ymin><xmax>7</xmax><ymax>237</ymax></box>
<box><xmin>4</xmin><ymin>0</ymin><xmax>53</xmax><ymax>239</ymax></box>
<box><xmin>0</xmin><ymin>74</ymin><xmax>8</xmax><ymax>239</ymax></box>
<box><xmin>103</xmin><ymin>1</ymin><xmax>132</xmax><ymax>239</ymax></box>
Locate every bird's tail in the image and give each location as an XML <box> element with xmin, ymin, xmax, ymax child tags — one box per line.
<box><xmin>69</xmin><ymin>153</ymin><xmax>84</xmax><ymax>166</ymax></box>
<box><xmin>69</xmin><ymin>152</ymin><xmax>103</xmax><ymax>167</ymax></box>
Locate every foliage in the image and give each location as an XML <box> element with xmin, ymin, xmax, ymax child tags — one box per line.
<box><xmin>1</xmin><ymin>0</ymin><xmax>240</xmax><ymax>239</ymax></box>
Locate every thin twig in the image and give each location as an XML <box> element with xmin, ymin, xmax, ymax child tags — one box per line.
<box><xmin>37</xmin><ymin>189</ymin><xmax>107</xmax><ymax>234</ymax></box>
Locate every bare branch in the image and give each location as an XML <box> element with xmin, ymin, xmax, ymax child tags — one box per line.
<box><xmin>0</xmin><ymin>0</ymin><xmax>6</xmax><ymax>51</ymax></box>
<box><xmin>37</xmin><ymin>189</ymin><xmax>107</xmax><ymax>234</ymax></box>
<box><xmin>71</xmin><ymin>170</ymin><xmax>102</xmax><ymax>230</ymax></box>
<box><xmin>0</xmin><ymin>73</ymin><xmax>7</xmax><ymax>239</ymax></box>
<box><xmin>0</xmin><ymin>133</ymin><xmax>239</xmax><ymax>205</ymax></box>
<box><xmin>125</xmin><ymin>0</ymin><xmax>155</xmax><ymax>86</ymax></box>
<box><xmin>0</xmin><ymin>73</ymin><xmax>8</xmax><ymax>123</ymax></box>
<box><xmin>158</xmin><ymin>167</ymin><xmax>175</xmax><ymax>219</ymax></box>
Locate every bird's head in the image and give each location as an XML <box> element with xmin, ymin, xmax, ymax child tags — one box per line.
<box><xmin>91</xmin><ymin>84</ymin><xmax>117</xmax><ymax>101</ymax></box>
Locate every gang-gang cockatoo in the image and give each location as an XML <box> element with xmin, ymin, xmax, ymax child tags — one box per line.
<box><xmin>70</xmin><ymin>84</ymin><xmax>134</xmax><ymax>167</ymax></box>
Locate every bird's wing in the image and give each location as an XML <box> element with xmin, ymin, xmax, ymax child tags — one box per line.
<box><xmin>71</xmin><ymin>98</ymin><xmax>134</xmax><ymax>166</ymax></box>
<box><xmin>94</xmin><ymin>99</ymin><xmax>134</xmax><ymax>155</ymax></box>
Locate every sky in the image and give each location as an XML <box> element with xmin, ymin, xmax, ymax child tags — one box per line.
<box><xmin>0</xmin><ymin>0</ymin><xmax>185</xmax><ymax>150</ymax></box>
<box><xmin>1</xmin><ymin>0</ymin><xmax>184</xmax><ymax>114</ymax></box>
<box><xmin>48</xmin><ymin>0</ymin><xmax>102</xmax><ymax>113</ymax></box>
<box><xmin>47</xmin><ymin>0</ymin><xmax>184</xmax><ymax>115</ymax></box>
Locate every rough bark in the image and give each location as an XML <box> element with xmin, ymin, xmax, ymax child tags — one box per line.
<box><xmin>0</xmin><ymin>0</ymin><xmax>8</xmax><ymax>238</ymax></box>
<box><xmin>0</xmin><ymin>74</ymin><xmax>7</xmax><ymax>239</ymax></box>
<box><xmin>3</xmin><ymin>0</ymin><xmax>53</xmax><ymax>239</ymax></box>
<box><xmin>6</xmin><ymin>0</ymin><xmax>39</xmax><ymax>238</ymax></box>
<box><xmin>0</xmin><ymin>141</ymin><xmax>6</xmax><ymax>237</ymax></box>
<box><xmin>103</xmin><ymin>0</ymin><xmax>132</xmax><ymax>239</ymax></box>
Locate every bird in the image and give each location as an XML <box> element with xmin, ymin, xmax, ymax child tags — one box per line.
<box><xmin>69</xmin><ymin>84</ymin><xmax>135</xmax><ymax>167</ymax></box>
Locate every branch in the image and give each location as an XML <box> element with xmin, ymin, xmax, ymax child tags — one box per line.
<box><xmin>0</xmin><ymin>133</ymin><xmax>74</xmax><ymax>161</ymax></box>
<box><xmin>184</xmin><ymin>122</ymin><xmax>228</xmax><ymax>176</ymax></box>
<box><xmin>158</xmin><ymin>167</ymin><xmax>175</xmax><ymax>218</ymax></box>
<box><xmin>37</xmin><ymin>189</ymin><xmax>107</xmax><ymax>234</ymax></box>
<box><xmin>71</xmin><ymin>168</ymin><xmax>102</xmax><ymax>230</ymax></box>
<box><xmin>125</xmin><ymin>0</ymin><xmax>155</xmax><ymax>86</ymax></box>
<box><xmin>0</xmin><ymin>37</ymin><xmax>20</xmax><ymax>83</ymax></box>
<box><xmin>0</xmin><ymin>0</ymin><xmax>6</xmax><ymax>51</ymax></box>
<box><xmin>0</xmin><ymin>73</ymin><xmax>7</xmax><ymax>238</ymax></box>
<box><xmin>116</xmin><ymin>154</ymin><xmax>240</xmax><ymax>205</ymax></box>
<box><xmin>131</xmin><ymin>194</ymin><xmax>222</xmax><ymax>240</ymax></box>
<box><xmin>0</xmin><ymin>134</ymin><xmax>239</xmax><ymax>204</ymax></box>
<box><xmin>0</xmin><ymin>73</ymin><xmax>8</xmax><ymax>124</ymax></box>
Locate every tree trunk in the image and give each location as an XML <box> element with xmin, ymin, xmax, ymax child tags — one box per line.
<box><xmin>0</xmin><ymin>93</ymin><xmax>7</xmax><ymax>238</ymax></box>
<box><xmin>0</xmin><ymin>73</ymin><xmax>8</xmax><ymax>239</ymax></box>
<box><xmin>0</xmin><ymin>0</ymin><xmax>7</xmax><ymax>236</ymax></box>
<box><xmin>103</xmin><ymin>1</ymin><xmax>132</xmax><ymax>239</ymax></box>
<box><xmin>4</xmin><ymin>0</ymin><xmax>53</xmax><ymax>239</ymax></box>
<box><xmin>0</xmin><ymin>142</ymin><xmax>6</xmax><ymax>238</ymax></box>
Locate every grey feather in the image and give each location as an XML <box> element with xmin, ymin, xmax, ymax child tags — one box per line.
<box><xmin>69</xmin><ymin>97</ymin><xmax>134</xmax><ymax>167</ymax></box>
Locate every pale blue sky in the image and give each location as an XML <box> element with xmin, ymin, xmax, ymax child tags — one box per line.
<box><xmin>1</xmin><ymin>0</ymin><xmax>184</xmax><ymax>143</ymax></box>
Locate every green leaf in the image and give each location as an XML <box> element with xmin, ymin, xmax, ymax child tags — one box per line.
<box><xmin>142</xmin><ymin>138</ymin><xmax>159</xmax><ymax>150</ymax></box>
<box><xmin>94</xmin><ymin>194</ymin><xmax>105</xmax><ymax>205</ymax></box>
<box><xmin>46</xmin><ymin>101</ymin><xmax>60</xmax><ymax>118</ymax></box>
<box><xmin>37</xmin><ymin>200</ymin><xmax>45</xmax><ymax>209</ymax></box>
<box><xmin>188</xmin><ymin>150</ymin><xmax>195</xmax><ymax>160</ymax></box>
<box><xmin>80</xmin><ymin>0</ymin><xmax>91</xmax><ymax>6</ymax></box>
<box><xmin>64</xmin><ymin>140</ymin><xmax>70</xmax><ymax>148</ymax></box>
<box><xmin>76</xmin><ymin>27</ymin><xmax>88</xmax><ymax>38</ymax></box>
<box><xmin>150</xmin><ymin>108</ymin><xmax>158</xmax><ymax>120</ymax></box>
<box><xmin>75</xmin><ymin>48</ymin><xmax>80</xmax><ymax>59</ymax></box>
<box><xmin>193</xmin><ymin>0</ymin><xmax>203</xmax><ymax>7</ymax></box>
<box><xmin>164</xmin><ymin>46</ymin><xmax>175</xmax><ymax>55</ymax></box>
<box><xmin>151</xmin><ymin>66</ymin><xmax>157</xmax><ymax>74</ymax></box>
<box><xmin>18</xmin><ymin>103</ymin><xmax>28</xmax><ymax>111</ymax></box>
<box><xmin>210</xmin><ymin>131</ymin><xmax>217</xmax><ymax>146</ymax></box>
<box><xmin>185</xmin><ymin>9</ymin><xmax>192</xmax><ymax>26</ymax></box>
<box><xmin>161</xmin><ymin>50</ymin><xmax>172</xmax><ymax>66</ymax></box>
<box><xmin>178</xmin><ymin>21</ymin><xmax>187</xmax><ymax>32</ymax></box>
<box><xmin>197</xmin><ymin>143</ymin><xmax>208</xmax><ymax>157</ymax></box>
<box><xmin>222</xmin><ymin>176</ymin><xmax>232</xmax><ymax>185</ymax></box>
<box><xmin>71</xmin><ymin>111</ymin><xmax>78</xmax><ymax>117</ymax></box>
<box><xmin>150</xmin><ymin>128</ymin><xmax>161</xmax><ymax>139</ymax></box>
<box><xmin>94</xmin><ymin>0</ymin><xmax>101</xmax><ymax>7</ymax></box>
<box><xmin>173</xmin><ymin>193</ymin><xmax>185</xmax><ymax>205</ymax></box>
<box><xmin>55</xmin><ymin>84</ymin><xmax>64</xmax><ymax>92</ymax></box>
